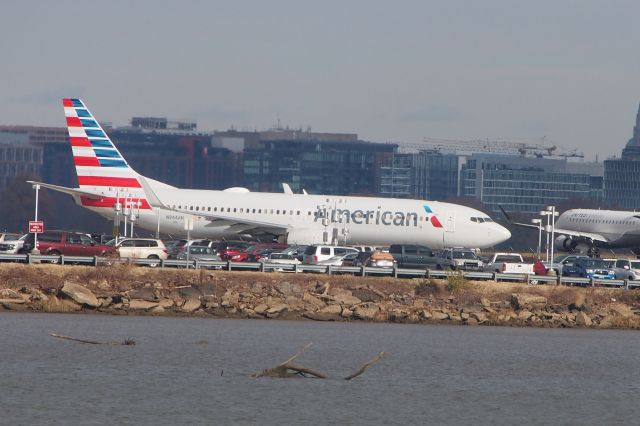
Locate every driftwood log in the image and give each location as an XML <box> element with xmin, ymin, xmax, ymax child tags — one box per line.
<box><xmin>252</xmin><ymin>342</ymin><xmax>326</xmax><ymax>378</ymax></box>
<box><xmin>252</xmin><ymin>343</ymin><xmax>385</xmax><ymax>379</ymax></box>
<box><xmin>50</xmin><ymin>333</ymin><xmax>135</xmax><ymax>346</ymax></box>
<box><xmin>344</xmin><ymin>352</ymin><xmax>385</xmax><ymax>380</ymax></box>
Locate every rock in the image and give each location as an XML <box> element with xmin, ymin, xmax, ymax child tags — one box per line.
<box><xmin>128</xmin><ymin>288</ymin><xmax>157</xmax><ymax>301</ymax></box>
<box><xmin>610</xmin><ymin>304</ymin><xmax>634</xmax><ymax>319</ymax></box>
<box><xmin>575</xmin><ymin>311</ymin><xmax>592</xmax><ymax>327</ymax></box>
<box><xmin>182</xmin><ymin>298</ymin><xmax>202</xmax><ymax>313</ymax></box>
<box><xmin>302</xmin><ymin>293</ymin><xmax>325</xmax><ymax>310</ymax></box>
<box><xmin>319</xmin><ymin>304</ymin><xmax>343</xmax><ymax>315</ymax></box>
<box><xmin>460</xmin><ymin>312</ymin><xmax>470</xmax><ymax>320</ymax></box>
<box><xmin>274</xmin><ymin>282</ymin><xmax>299</xmax><ymax>296</ymax></box>
<box><xmin>470</xmin><ymin>312</ymin><xmax>488</xmax><ymax>323</ymax></box>
<box><xmin>149</xmin><ymin>306</ymin><xmax>165</xmax><ymax>314</ymax></box>
<box><xmin>158</xmin><ymin>298</ymin><xmax>174</xmax><ymax>308</ymax></box>
<box><xmin>221</xmin><ymin>290</ymin><xmax>239</xmax><ymax>307</ymax></box>
<box><xmin>351</xmin><ymin>288</ymin><xmax>383</xmax><ymax>302</ymax></box>
<box><xmin>431</xmin><ymin>311</ymin><xmax>449</xmax><ymax>321</ymax></box>
<box><xmin>480</xmin><ymin>297</ymin><xmax>491</xmax><ymax>308</ymax></box>
<box><xmin>511</xmin><ymin>294</ymin><xmax>547</xmax><ymax>311</ymax></box>
<box><xmin>254</xmin><ymin>303</ymin><xmax>269</xmax><ymax>314</ymax></box>
<box><xmin>518</xmin><ymin>310</ymin><xmax>533</xmax><ymax>321</ymax></box>
<box><xmin>267</xmin><ymin>303</ymin><xmax>288</xmax><ymax>315</ymax></box>
<box><xmin>413</xmin><ymin>299</ymin><xmax>426</xmax><ymax>308</ymax></box>
<box><xmin>0</xmin><ymin>289</ymin><xmax>22</xmax><ymax>299</ymax></box>
<box><xmin>569</xmin><ymin>292</ymin><xmax>586</xmax><ymax>311</ymax></box>
<box><xmin>422</xmin><ymin>310</ymin><xmax>433</xmax><ymax>320</ymax></box>
<box><xmin>353</xmin><ymin>304</ymin><xmax>380</xmax><ymax>321</ymax></box>
<box><xmin>340</xmin><ymin>308</ymin><xmax>353</xmax><ymax>319</ymax></box>
<box><xmin>331</xmin><ymin>292</ymin><xmax>362</xmax><ymax>306</ymax></box>
<box><xmin>60</xmin><ymin>282</ymin><xmax>99</xmax><ymax>308</ymax></box>
<box><xmin>128</xmin><ymin>299</ymin><xmax>159</xmax><ymax>310</ymax></box>
<box><xmin>448</xmin><ymin>314</ymin><xmax>462</xmax><ymax>321</ymax></box>
<box><xmin>466</xmin><ymin>317</ymin><xmax>479</xmax><ymax>326</ymax></box>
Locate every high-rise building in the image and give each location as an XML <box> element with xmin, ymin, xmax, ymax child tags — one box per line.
<box><xmin>604</xmin><ymin>104</ymin><xmax>640</xmax><ymax>209</ymax></box>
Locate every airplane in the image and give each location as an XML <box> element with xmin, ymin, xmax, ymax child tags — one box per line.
<box><xmin>28</xmin><ymin>98</ymin><xmax>511</xmax><ymax>249</ymax></box>
<box><xmin>500</xmin><ymin>206</ymin><xmax>640</xmax><ymax>254</ymax></box>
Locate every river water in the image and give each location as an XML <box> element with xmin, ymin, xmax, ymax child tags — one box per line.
<box><xmin>1</xmin><ymin>313</ymin><xmax>639</xmax><ymax>425</ymax></box>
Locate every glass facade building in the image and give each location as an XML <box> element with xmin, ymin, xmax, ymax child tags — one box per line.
<box><xmin>461</xmin><ymin>154</ymin><xmax>593</xmax><ymax>215</ymax></box>
<box><xmin>243</xmin><ymin>138</ymin><xmax>395</xmax><ymax>195</ymax></box>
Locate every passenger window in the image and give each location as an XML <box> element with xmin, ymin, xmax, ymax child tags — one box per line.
<box><xmin>335</xmin><ymin>248</ymin><xmax>346</xmax><ymax>255</ymax></box>
<box><xmin>321</xmin><ymin>247</ymin><xmax>331</xmax><ymax>255</ymax></box>
<box><xmin>404</xmin><ymin>247</ymin><xmax>417</xmax><ymax>255</ymax></box>
<box><xmin>120</xmin><ymin>240</ymin><xmax>135</xmax><ymax>247</ymax></box>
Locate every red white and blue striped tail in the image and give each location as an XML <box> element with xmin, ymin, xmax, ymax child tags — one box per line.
<box><xmin>63</xmin><ymin>98</ymin><xmax>151</xmax><ymax>209</ymax></box>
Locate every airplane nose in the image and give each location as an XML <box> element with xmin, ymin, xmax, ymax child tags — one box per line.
<box><xmin>492</xmin><ymin>223</ymin><xmax>511</xmax><ymax>244</ymax></box>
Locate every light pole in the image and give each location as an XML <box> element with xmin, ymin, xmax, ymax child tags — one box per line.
<box><xmin>540</xmin><ymin>206</ymin><xmax>559</xmax><ymax>274</ymax></box>
<box><xmin>32</xmin><ymin>183</ymin><xmax>40</xmax><ymax>253</ymax></box>
<box><xmin>531</xmin><ymin>218</ymin><xmax>542</xmax><ymax>258</ymax></box>
<box><xmin>539</xmin><ymin>209</ymin><xmax>551</xmax><ymax>262</ymax></box>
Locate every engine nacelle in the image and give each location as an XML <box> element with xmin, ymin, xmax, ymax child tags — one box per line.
<box><xmin>282</xmin><ymin>228</ymin><xmax>324</xmax><ymax>245</ymax></box>
<box><xmin>554</xmin><ymin>235</ymin><xmax>575</xmax><ymax>251</ymax></box>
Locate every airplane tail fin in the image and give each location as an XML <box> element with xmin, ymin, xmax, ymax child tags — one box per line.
<box><xmin>62</xmin><ymin>98</ymin><xmax>151</xmax><ymax>210</ymax></box>
<box><xmin>498</xmin><ymin>206</ymin><xmax>512</xmax><ymax>222</ymax></box>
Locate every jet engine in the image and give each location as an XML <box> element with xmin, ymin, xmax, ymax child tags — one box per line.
<box><xmin>282</xmin><ymin>228</ymin><xmax>324</xmax><ymax>245</ymax></box>
<box><xmin>554</xmin><ymin>235</ymin><xmax>592</xmax><ymax>254</ymax></box>
<box><xmin>554</xmin><ymin>235</ymin><xmax>575</xmax><ymax>251</ymax></box>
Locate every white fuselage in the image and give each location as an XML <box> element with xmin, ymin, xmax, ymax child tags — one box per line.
<box><xmin>556</xmin><ymin>209</ymin><xmax>640</xmax><ymax>248</ymax></box>
<box><xmin>78</xmin><ymin>188</ymin><xmax>511</xmax><ymax>248</ymax></box>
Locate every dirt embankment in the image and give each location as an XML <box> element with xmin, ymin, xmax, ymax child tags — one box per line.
<box><xmin>1</xmin><ymin>264</ymin><xmax>640</xmax><ymax>329</ymax></box>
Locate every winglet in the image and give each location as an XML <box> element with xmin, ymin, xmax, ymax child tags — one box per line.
<box><xmin>282</xmin><ymin>183</ymin><xmax>293</xmax><ymax>194</ymax></box>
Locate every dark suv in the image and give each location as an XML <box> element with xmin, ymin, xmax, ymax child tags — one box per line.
<box><xmin>388</xmin><ymin>244</ymin><xmax>439</xmax><ymax>269</ymax></box>
<box><xmin>22</xmin><ymin>230</ymin><xmax>115</xmax><ymax>262</ymax></box>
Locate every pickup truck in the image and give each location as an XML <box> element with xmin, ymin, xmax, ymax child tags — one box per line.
<box><xmin>482</xmin><ymin>253</ymin><xmax>535</xmax><ymax>274</ymax></box>
<box><xmin>435</xmin><ymin>248</ymin><xmax>483</xmax><ymax>270</ymax></box>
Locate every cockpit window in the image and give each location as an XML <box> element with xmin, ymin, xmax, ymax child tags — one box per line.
<box><xmin>483</xmin><ymin>217</ymin><xmax>493</xmax><ymax>222</ymax></box>
<box><xmin>470</xmin><ymin>217</ymin><xmax>478</xmax><ymax>223</ymax></box>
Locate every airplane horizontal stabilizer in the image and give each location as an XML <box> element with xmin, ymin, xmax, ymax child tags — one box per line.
<box><xmin>26</xmin><ymin>180</ymin><xmax>104</xmax><ymax>200</ymax></box>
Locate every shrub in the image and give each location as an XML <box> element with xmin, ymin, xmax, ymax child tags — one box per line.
<box><xmin>445</xmin><ymin>271</ymin><xmax>470</xmax><ymax>293</ymax></box>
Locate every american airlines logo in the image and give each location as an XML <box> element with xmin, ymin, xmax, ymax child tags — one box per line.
<box><xmin>313</xmin><ymin>206</ymin><xmax>434</xmax><ymax>227</ymax></box>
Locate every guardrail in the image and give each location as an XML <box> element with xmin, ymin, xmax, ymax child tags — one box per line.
<box><xmin>1</xmin><ymin>253</ymin><xmax>640</xmax><ymax>290</ymax></box>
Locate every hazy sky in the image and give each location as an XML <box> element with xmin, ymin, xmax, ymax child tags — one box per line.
<box><xmin>2</xmin><ymin>0</ymin><xmax>639</xmax><ymax>160</ymax></box>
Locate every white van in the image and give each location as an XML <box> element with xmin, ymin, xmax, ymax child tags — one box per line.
<box><xmin>302</xmin><ymin>245</ymin><xmax>359</xmax><ymax>264</ymax></box>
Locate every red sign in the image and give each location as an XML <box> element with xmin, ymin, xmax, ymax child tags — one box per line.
<box><xmin>29</xmin><ymin>221</ymin><xmax>44</xmax><ymax>233</ymax></box>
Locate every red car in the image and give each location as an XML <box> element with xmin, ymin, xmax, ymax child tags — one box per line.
<box><xmin>22</xmin><ymin>230</ymin><xmax>116</xmax><ymax>263</ymax></box>
<box><xmin>216</xmin><ymin>241</ymin><xmax>252</xmax><ymax>261</ymax></box>
<box><xmin>228</xmin><ymin>243</ymin><xmax>289</xmax><ymax>262</ymax></box>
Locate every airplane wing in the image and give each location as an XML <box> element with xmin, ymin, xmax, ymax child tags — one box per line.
<box><xmin>499</xmin><ymin>206</ymin><xmax>609</xmax><ymax>244</ymax></box>
<box><xmin>26</xmin><ymin>181</ymin><xmax>104</xmax><ymax>199</ymax></box>
<box><xmin>138</xmin><ymin>176</ymin><xmax>292</xmax><ymax>236</ymax></box>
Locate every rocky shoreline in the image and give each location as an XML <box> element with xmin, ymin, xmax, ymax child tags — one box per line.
<box><xmin>1</xmin><ymin>264</ymin><xmax>639</xmax><ymax>329</ymax></box>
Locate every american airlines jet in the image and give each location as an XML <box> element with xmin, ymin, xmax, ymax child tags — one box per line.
<box><xmin>30</xmin><ymin>99</ymin><xmax>511</xmax><ymax>248</ymax></box>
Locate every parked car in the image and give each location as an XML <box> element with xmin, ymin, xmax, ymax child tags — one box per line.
<box><xmin>317</xmin><ymin>252</ymin><xmax>359</xmax><ymax>267</ymax></box>
<box><xmin>388</xmin><ymin>244</ymin><xmax>439</xmax><ymax>269</ymax></box>
<box><xmin>258</xmin><ymin>253</ymin><xmax>301</xmax><ymax>266</ymax></box>
<box><xmin>246</xmin><ymin>244</ymin><xmax>290</xmax><ymax>262</ymax></box>
<box><xmin>176</xmin><ymin>246</ymin><xmax>222</xmax><ymax>268</ymax></box>
<box><xmin>543</xmin><ymin>255</ymin><xmax>590</xmax><ymax>276</ymax></box>
<box><xmin>609</xmin><ymin>258</ymin><xmax>640</xmax><ymax>280</ymax></box>
<box><xmin>228</xmin><ymin>243</ymin><xmax>289</xmax><ymax>262</ymax></box>
<box><xmin>21</xmin><ymin>230</ymin><xmax>115</xmax><ymax>262</ymax></box>
<box><xmin>275</xmin><ymin>245</ymin><xmax>309</xmax><ymax>261</ymax></box>
<box><xmin>355</xmin><ymin>250</ymin><xmax>397</xmax><ymax>269</ymax></box>
<box><xmin>216</xmin><ymin>241</ymin><xmax>252</xmax><ymax>261</ymax></box>
<box><xmin>302</xmin><ymin>245</ymin><xmax>359</xmax><ymax>264</ymax></box>
<box><xmin>435</xmin><ymin>248</ymin><xmax>483</xmax><ymax>270</ymax></box>
<box><xmin>0</xmin><ymin>233</ymin><xmax>22</xmax><ymax>243</ymax></box>
<box><xmin>107</xmin><ymin>238</ymin><xmax>168</xmax><ymax>266</ymax></box>
<box><xmin>168</xmin><ymin>239</ymin><xmax>215</xmax><ymax>258</ymax></box>
<box><xmin>562</xmin><ymin>257</ymin><xmax>615</xmax><ymax>279</ymax></box>
<box><xmin>0</xmin><ymin>234</ymin><xmax>27</xmax><ymax>255</ymax></box>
